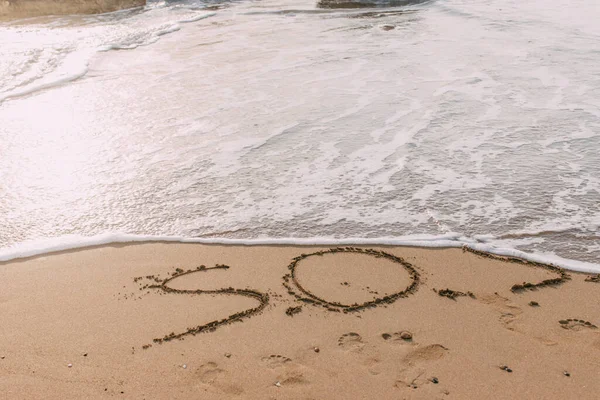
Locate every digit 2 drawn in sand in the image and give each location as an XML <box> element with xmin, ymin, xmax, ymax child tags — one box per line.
<box><xmin>462</xmin><ymin>247</ymin><xmax>571</xmax><ymax>292</ymax></box>
<box><xmin>136</xmin><ymin>264</ymin><xmax>269</xmax><ymax>347</ymax></box>
<box><xmin>283</xmin><ymin>247</ymin><xmax>421</xmax><ymax>312</ymax></box>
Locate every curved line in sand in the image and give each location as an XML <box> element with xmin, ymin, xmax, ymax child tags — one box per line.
<box><xmin>462</xmin><ymin>246</ymin><xmax>571</xmax><ymax>292</ymax></box>
<box><xmin>283</xmin><ymin>247</ymin><xmax>421</xmax><ymax>312</ymax></box>
<box><xmin>143</xmin><ymin>264</ymin><xmax>269</xmax><ymax>346</ymax></box>
<box><xmin>137</xmin><ymin>247</ymin><xmax>575</xmax><ymax>348</ymax></box>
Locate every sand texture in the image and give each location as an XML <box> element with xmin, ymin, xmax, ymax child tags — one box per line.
<box><xmin>1</xmin><ymin>243</ymin><xmax>599</xmax><ymax>399</ymax></box>
<box><xmin>0</xmin><ymin>0</ymin><xmax>145</xmax><ymax>20</ymax></box>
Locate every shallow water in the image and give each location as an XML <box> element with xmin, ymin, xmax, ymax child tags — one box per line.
<box><xmin>0</xmin><ymin>0</ymin><xmax>599</xmax><ymax>269</ymax></box>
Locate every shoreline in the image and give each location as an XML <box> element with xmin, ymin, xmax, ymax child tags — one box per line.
<box><xmin>0</xmin><ymin>0</ymin><xmax>146</xmax><ymax>21</ymax></box>
<box><xmin>1</xmin><ymin>242</ymin><xmax>599</xmax><ymax>399</ymax></box>
<box><xmin>1</xmin><ymin>234</ymin><xmax>599</xmax><ymax>273</ymax></box>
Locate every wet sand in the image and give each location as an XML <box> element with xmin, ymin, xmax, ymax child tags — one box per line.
<box><xmin>1</xmin><ymin>243</ymin><xmax>599</xmax><ymax>399</ymax></box>
<box><xmin>0</xmin><ymin>0</ymin><xmax>145</xmax><ymax>21</ymax></box>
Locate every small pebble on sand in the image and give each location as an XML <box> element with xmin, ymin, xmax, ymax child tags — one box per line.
<box><xmin>500</xmin><ymin>365</ymin><xmax>512</xmax><ymax>373</ymax></box>
<box><xmin>225</xmin><ymin>353</ymin><xmax>231</xmax><ymax>358</ymax></box>
<box><xmin>68</xmin><ymin>363</ymin><xmax>73</xmax><ymax>368</ymax></box>
<box><xmin>314</xmin><ymin>347</ymin><xmax>320</xmax><ymax>353</ymax></box>
<box><xmin>275</xmin><ymin>381</ymin><xmax>281</xmax><ymax>387</ymax></box>
<box><xmin>564</xmin><ymin>371</ymin><xmax>570</xmax><ymax>377</ymax></box>
<box><xmin>182</xmin><ymin>364</ymin><xmax>187</xmax><ymax>369</ymax></box>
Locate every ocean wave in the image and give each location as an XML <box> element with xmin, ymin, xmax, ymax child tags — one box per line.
<box><xmin>0</xmin><ymin>8</ymin><xmax>216</xmax><ymax>103</ymax></box>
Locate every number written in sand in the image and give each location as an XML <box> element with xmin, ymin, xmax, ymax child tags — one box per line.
<box><xmin>283</xmin><ymin>247</ymin><xmax>421</xmax><ymax>313</ymax></box>
<box><xmin>462</xmin><ymin>247</ymin><xmax>571</xmax><ymax>292</ymax></box>
<box><xmin>134</xmin><ymin>247</ymin><xmax>572</xmax><ymax>348</ymax></box>
<box><xmin>135</xmin><ymin>248</ymin><xmax>421</xmax><ymax>348</ymax></box>
<box><xmin>136</xmin><ymin>264</ymin><xmax>269</xmax><ymax>347</ymax></box>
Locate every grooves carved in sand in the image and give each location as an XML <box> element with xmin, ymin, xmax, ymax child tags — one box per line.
<box><xmin>133</xmin><ymin>247</ymin><xmax>575</xmax><ymax>347</ymax></box>
<box><xmin>135</xmin><ymin>264</ymin><xmax>269</xmax><ymax>346</ymax></box>
<box><xmin>462</xmin><ymin>246</ymin><xmax>571</xmax><ymax>292</ymax></box>
<box><xmin>282</xmin><ymin>247</ymin><xmax>421</xmax><ymax>313</ymax></box>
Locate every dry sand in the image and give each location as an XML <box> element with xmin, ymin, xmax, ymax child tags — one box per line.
<box><xmin>1</xmin><ymin>243</ymin><xmax>599</xmax><ymax>399</ymax></box>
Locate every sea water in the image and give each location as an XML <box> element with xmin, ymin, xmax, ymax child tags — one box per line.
<box><xmin>0</xmin><ymin>0</ymin><xmax>599</xmax><ymax>271</ymax></box>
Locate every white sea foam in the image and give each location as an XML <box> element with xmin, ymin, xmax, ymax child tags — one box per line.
<box><xmin>1</xmin><ymin>233</ymin><xmax>598</xmax><ymax>274</ymax></box>
<box><xmin>0</xmin><ymin>8</ymin><xmax>216</xmax><ymax>103</ymax></box>
<box><xmin>1</xmin><ymin>0</ymin><xmax>598</xmax><ymax>274</ymax></box>
<box><xmin>179</xmin><ymin>11</ymin><xmax>216</xmax><ymax>23</ymax></box>
<box><xmin>0</xmin><ymin>53</ymin><xmax>90</xmax><ymax>103</ymax></box>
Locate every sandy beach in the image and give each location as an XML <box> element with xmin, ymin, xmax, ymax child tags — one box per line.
<box><xmin>1</xmin><ymin>243</ymin><xmax>599</xmax><ymax>399</ymax></box>
<box><xmin>2</xmin><ymin>0</ymin><xmax>599</xmax><ymax>398</ymax></box>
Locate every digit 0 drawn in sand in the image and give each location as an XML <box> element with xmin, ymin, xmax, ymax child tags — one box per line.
<box><xmin>134</xmin><ymin>264</ymin><xmax>269</xmax><ymax>347</ymax></box>
<box><xmin>282</xmin><ymin>247</ymin><xmax>420</xmax><ymax>313</ymax></box>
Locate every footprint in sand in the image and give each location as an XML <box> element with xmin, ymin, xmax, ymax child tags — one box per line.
<box><xmin>559</xmin><ymin>319</ymin><xmax>598</xmax><ymax>331</ymax></box>
<box><xmin>196</xmin><ymin>361</ymin><xmax>224</xmax><ymax>384</ymax></box>
<box><xmin>276</xmin><ymin>368</ymin><xmax>309</xmax><ymax>386</ymax></box>
<box><xmin>403</xmin><ymin>344</ymin><xmax>448</xmax><ymax>365</ymax></box>
<box><xmin>261</xmin><ymin>354</ymin><xmax>292</xmax><ymax>368</ymax></box>
<box><xmin>394</xmin><ymin>367</ymin><xmax>428</xmax><ymax>389</ymax></box>
<box><xmin>261</xmin><ymin>355</ymin><xmax>309</xmax><ymax>386</ymax></box>
<box><xmin>194</xmin><ymin>361</ymin><xmax>243</xmax><ymax>395</ymax></box>
<box><xmin>479</xmin><ymin>293</ymin><xmax>523</xmax><ymax>332</ymax></box>
<box><xmin>381</xmin><ymin>331</ymin><xmax>414</xmax><ymax>344</ymax></box>
<box><xmin>479</xmin><ymin>293</ymin><xmax>562</xmax><ymax>346</ymax></box>
<box><xmin>393</xmin><ymin>345</ymin><xmax>449</xmax><ymax>397</ymax></box>
<box><xmin>338</xmin><ymin>332</ymin><xmax>364</xmax><ymax>352</ymax></box>
<box><xmin>394</xmin><ymin>372</ymin><xmax>449</xmax><ymax>399</ymax></box>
